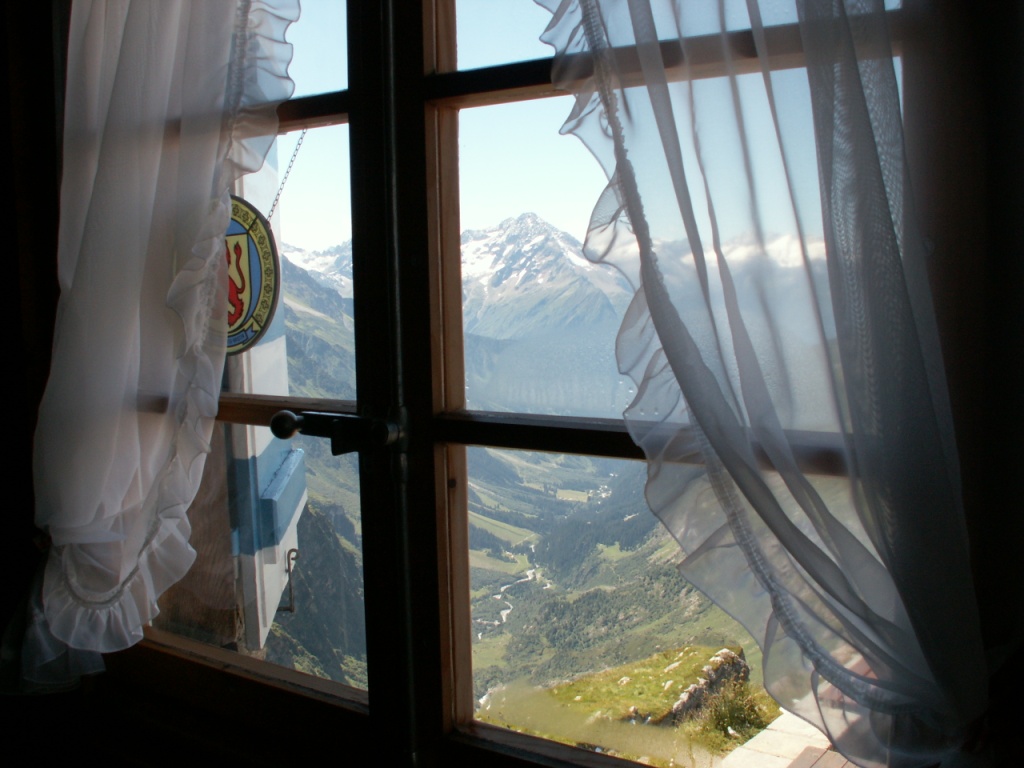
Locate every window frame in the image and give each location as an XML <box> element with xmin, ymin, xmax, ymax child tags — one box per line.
<box><xmin>127</xmin><ymin>2</ymin><xmax>922</xmax><ymax>767</ymax></box>
<box><xmin>207</xmin><ymin>2</ymin><xmax>671</xmax><ymax>761</ymax></box>
<box><xmin>9</xmin><ymin>1</ymin><xmax>1018</xmax><ymax>766</ymax></box>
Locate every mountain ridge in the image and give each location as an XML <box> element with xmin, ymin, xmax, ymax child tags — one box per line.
<box><xmin>283</xmin><ymin>212</ymin><xmax>635</xmax><ymax>340</ymax></box>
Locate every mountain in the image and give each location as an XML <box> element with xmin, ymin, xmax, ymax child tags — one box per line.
<box><xmin>280</xmin><ymin>257</ymin><xmax>356</xmax><ymax>400</ymax></box>
<box><xmin>278</xmin><ymin>218</ymin><xmax>835</xmax><ymax>424</ymax></box>
<box><xmin>266</xmin><ymin>220</ymin><xmax>759</xmax><ymax>720</ymax></box>
<box><xmin>265</xmin><ymin>498</ymin><xmax>367</xmax><ymax>688</ymax></box>
<box><xmin>283</xmin><ymin>212</ymin><xmax>633</xmax><ymax>339</ymax></box>
<box><xmin>281</xmin><ymin>212</ymin><xmax>637</xmax><ymax>417</ymax></box>
<box><xmin>281</xmin><ymin>240</ymin><xmax>354</xmax><ymax>298</ymax></box>
<box><xmin>461</xmin><ymin>213</ymin><xmax>632</xmax><ymax>340</ymax></box>
<box><xmin>460</xmin><ymin>214</ymin><xmax>635</xmax><ymax>416</ymax></box>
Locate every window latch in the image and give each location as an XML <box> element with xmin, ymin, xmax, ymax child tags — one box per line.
<box><xmin>270</xmin><ymin>410</ymin><xmax>400</xmax><ymax>456</ymax></box>
<box><xmin>277</xmin><ymin>548</ymin><xmax>299</xmax><ymax>615</ymax></box>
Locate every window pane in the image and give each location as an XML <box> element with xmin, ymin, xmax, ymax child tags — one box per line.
<box><xmin>467</xmin><ymin>448</ymin><xmax>777</xmax><ymax>765</ymax></box>
<box><xmin>156</xmin><ymin>427</ymin><xmax>368</xmax><ymax>690</ymax></box>
<box><xmin>459</xmin><ymin>100</ymin><xmax>630</xmax><ymax>418</ymax></box>
<box><xmin>156</xmin><ymin>120</ymin><xmax>365</xmax><ymax>688</ymax></box>
<box><xmin>288</xmin><ymin>0</ymin><xmax>347</xmax><ymax>96</ymax></box>
<box><xmin>231</xmin><ymin>124</ymin><xmax>355</xmax><ymax>401</ymax></box>
<box><xmin>481</xmin><ymin>1</ymin><xmax>902</xmax><ymax>52</ymax></box>
<box><xmin>455</xmin><ymin>0</ymin><xmax>552</xmax><ymax>71</ymax></box>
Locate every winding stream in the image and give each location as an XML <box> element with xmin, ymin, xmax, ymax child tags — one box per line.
<box><xmin>474</xmin><ymin>566</ymin><xmax>553</xmax><ymax>637</ymax></box>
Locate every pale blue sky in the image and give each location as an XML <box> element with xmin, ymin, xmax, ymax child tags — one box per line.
<box><xmin>274</xmin><ymin>1</ymin><xmax>607</xmax><ymax>251</ymax></box>
<box><xmin>272</xmin><ymin>2</ymin><xmax>898</xmax><ymax>252</ymax></box>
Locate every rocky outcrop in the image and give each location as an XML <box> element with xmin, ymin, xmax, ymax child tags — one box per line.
<box><xmin>669</xmin><ymin>648</ymin><xmax>749</xmax><ymax>723</ymax></box>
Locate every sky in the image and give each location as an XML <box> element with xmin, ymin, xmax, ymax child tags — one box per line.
<box><xmin>272</xmin><ymin>0</ymin><xmax>605</xmax><ymax>252</ymax></box>
<box><xmin>269</xmin><ymin>1</ymin><xmax>900</xmax><ymax>253</ymax></box>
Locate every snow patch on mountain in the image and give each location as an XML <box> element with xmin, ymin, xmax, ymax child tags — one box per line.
<box><xmin>282</xmin><ymin>241</ymin><xmax>354</xmax><ymax>298</ymax></box>
<box><xmin>460</xmin><ymin>213</ymin><xmax>634</xmax><ymax>339</ymax></box>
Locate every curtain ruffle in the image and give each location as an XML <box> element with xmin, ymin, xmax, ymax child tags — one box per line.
<box><xmin>537</xmin><ymin>1</ymin><xmax>986</xmax><ymax>766</ymax></box>
<box><xmin>27</xmin><ymin>0</ymin><xmax>297</xmax><ymax>684</ymax></box>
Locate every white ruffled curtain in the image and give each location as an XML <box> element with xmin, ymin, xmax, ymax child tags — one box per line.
<box><xmin>26</xmin><ymin>0</ymin><xmax>297</xmax><ymax>687</ymax></box>
<box><xmin>539</xmin><ymin>1</ymin><xmax>987</xmax><ymax>766</ymax></box>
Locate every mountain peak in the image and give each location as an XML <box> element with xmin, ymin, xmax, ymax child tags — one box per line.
<box><xmin>499</xmin><ymin>211</ymin><xmax>545</xmax><ymax>230</ymax></box>
<box><xmin>461</xmin><ymin>213</ymin><xmax>587</xmax><ymax>280</ymax></box>
<box><xmin>463</xmin><ymin>212</ymin><xmax>562</xmax><ymax>244</ymax></box>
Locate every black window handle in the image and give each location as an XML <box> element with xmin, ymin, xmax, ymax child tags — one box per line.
<box><xmin>270</xmin><ymin>410</ymin><xmax>400</xmax><ymax>456</ymax></box>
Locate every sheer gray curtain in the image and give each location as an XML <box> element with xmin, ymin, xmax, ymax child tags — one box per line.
<box><xmin>26</xmin><ymin>0</ymin><xmax>297</xmax><ymax>687</ymax></box>
<box><xmin>538</xmin><ymin>1</ymin><xmax>987</xmax><ymax>765</ymax></box>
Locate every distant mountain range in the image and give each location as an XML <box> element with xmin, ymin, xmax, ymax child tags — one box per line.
<box><xmin>280</xmin><ymin>212</ymin><xmax>835</xmax><ymax>425</ymax></box>
<box><xmin>282</xmin><ymin>212</ymin><xmax>637</xmax><ymax>417</ymax></box>
<box><xmin>460</xmin><ymin>213</ymin><xmax>632</xmax><ymax>339</ymax></box>
<box><xmin>282</xmin><ymin>238</ymin><xmax>353</xmax><ymax>299</ymax></box>
<box><xmin>264</xmin><ymin>212</ymin><xmax>762</xmax><ymax>699</ymax></box>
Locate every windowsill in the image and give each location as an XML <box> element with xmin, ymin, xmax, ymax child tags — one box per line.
<box><xmin>449</xmin><ymin>721</ymin><xmax>650</xmax><ymax>768</ymax></box>
<box><xmin>89</xmin><ymin>630</ymin><xmax>375</xmax><ymax>766</ymax></box>
<box><xmin>139</xmin><ymin>626</ymin><xmax>370</xmax><ymax>712</ymax></box>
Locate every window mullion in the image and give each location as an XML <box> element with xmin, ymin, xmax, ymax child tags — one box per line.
<box><xmin>349</xmin><ymin>1</ymin><xmax>448</xmax><ymax>764</ymax></box>
<box><xmin>276</xmin><ymin>91</ymin><xmax>351</xmax><ymax>132</ymax></box>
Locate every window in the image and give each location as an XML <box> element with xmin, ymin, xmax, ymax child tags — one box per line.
<box><xmin>22</xmin><ymin>3</ymin><xmax>1015</xmax><ymax>768</ymax></box>
<box><xmin>141</xmin><ymin>3</ymin><xmax>835</xmax><ymax>765</ymax></box>
<box><xmin>148</xmin><ymin>3</ymin><xmax>704</xmax><ymax>765</ymax></box>
<box><xmin>142</xmin><ymin>0</ymin><xmax>856</xmax><ymax>761</ymax></box>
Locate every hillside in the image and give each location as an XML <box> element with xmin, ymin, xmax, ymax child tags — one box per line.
<box><xmin>479</xmin><ymin>644</ymin><xmax>779</xmax><ymax>766</ymax></box>
<box><xmin>463</xmin><ymin>448</ymin><xmax>759</xmax><ymax>701</ymax></box>
<box><xmin>261</xmin><ymin>214</ymin><xmax>768</xmax><ymax>762</ymax></box>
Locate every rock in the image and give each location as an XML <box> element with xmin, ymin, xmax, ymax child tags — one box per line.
<box><xmin>669</xmin><ymin>648</ymin><xmax>749</xmax><ymax>723</ymax></box>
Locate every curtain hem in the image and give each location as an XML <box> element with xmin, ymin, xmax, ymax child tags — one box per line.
<box><xmin>25</xmin><ymin>0</ymin><xmax>298</xmax><ymax>685</ymax></box>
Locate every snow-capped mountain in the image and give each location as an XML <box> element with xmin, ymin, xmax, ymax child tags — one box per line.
<box><xmin>284</xmin><ymin>212</ymin><xmax>634</xmax><ymax>341</ymax></box>
<box><xmin>278</xmin><ymin>214</ymin><xmax>837</xmax><ymax>420</ymax></box>
<box><xmin>458</xmin><ymin>213</ymin><xmax>635</xmax><ymax>415</ymax></box>
<box><xmin>282</xmin><ymin>240</ymin><xmax>354</xmax><ymax>298</ymax></box>
<box><xmin>461</xmin><ymin>213</ymin><xmax>633</xmax><ymax>340</ymax></box>
<box><xmin>280</xmin><ymin>213</ymin><xmax>636</xmax><ymax>417</ymax></box>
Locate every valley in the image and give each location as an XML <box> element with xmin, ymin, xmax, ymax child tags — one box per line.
<box><xmin>261</xmin><ymin>213</ymin><xmax>774</xmax><ymax>765</ymax></box>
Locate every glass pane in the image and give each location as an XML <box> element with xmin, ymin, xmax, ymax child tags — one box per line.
<box><xmin>156</xmin><ymin>120</ymin><xmax>365</xmax><ymax>687</ymax></box>
<box><xmin>459</xmin><ymin>100</ymin><xmax>628</xmax><ymax>418</ymax></box>
<box><xmin>156</xmin><ymin>427</ymin><xmax>367</xmax><ymax>690</ymax></box>
<box><xmin>288</xmin><ymin>0</ymin><xmax>347</xmax><ymax>96</ymax></box>
<box><xmin>456</xmin><ymin>0</ymin><xmax>552</xmax><ymax>71</ymax></box>
<box><xmin>230</xmin><ymin>124</ymin><xmax>355</xmax><ymax>401</ymax></box>
<box><xmin>479</xmin><ymin>0</ymin><xmax>903</xmax><ymax>52</ymax></box>
<box><xmin>467</xmin><ymin>448</ymin><xmax>778</xmax><ymax>765</ymax></box>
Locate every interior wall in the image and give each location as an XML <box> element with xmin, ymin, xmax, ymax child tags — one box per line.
<box><xmin>903</xmin><ymin>2</ymin><xmax>1024</xmax><ymax>753</ymax></box>
<box><xmin>2</xmin><ymin>0</ymin><xmax>63</xmax><ymax>644</ymax></box>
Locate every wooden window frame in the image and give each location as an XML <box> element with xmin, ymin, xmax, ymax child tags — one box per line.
<box><xmin>103</xmin><ymin>3</ymin><xmax>978</xmax><ymax>768</ymax></box>
<box><xmin>202</xmin><ymin>4</ymin><xmax>856</xmax><ymax>768</ymax></box>
<box><xmin>10</xmin><ymin>1</ymin><xmax>1020</xmax><ymax>766</ymax></box>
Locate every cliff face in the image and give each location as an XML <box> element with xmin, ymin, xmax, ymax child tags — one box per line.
<box><xmin>265</xmin><ymin>500</ymin><xmax>367</xmax><ymax>688</ymax></box>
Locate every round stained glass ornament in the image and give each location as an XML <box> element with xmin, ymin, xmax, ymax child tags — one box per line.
<box><xmin>224</xmin><ymin>196</ymin><xmax>280</xmax><ymax>355</ymax></box>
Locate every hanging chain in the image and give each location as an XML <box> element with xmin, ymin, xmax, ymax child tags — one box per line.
<box><xmin>267</xmin><ymin>128</ymin><xmax>308</xmax><ymax>221</ymax></box>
